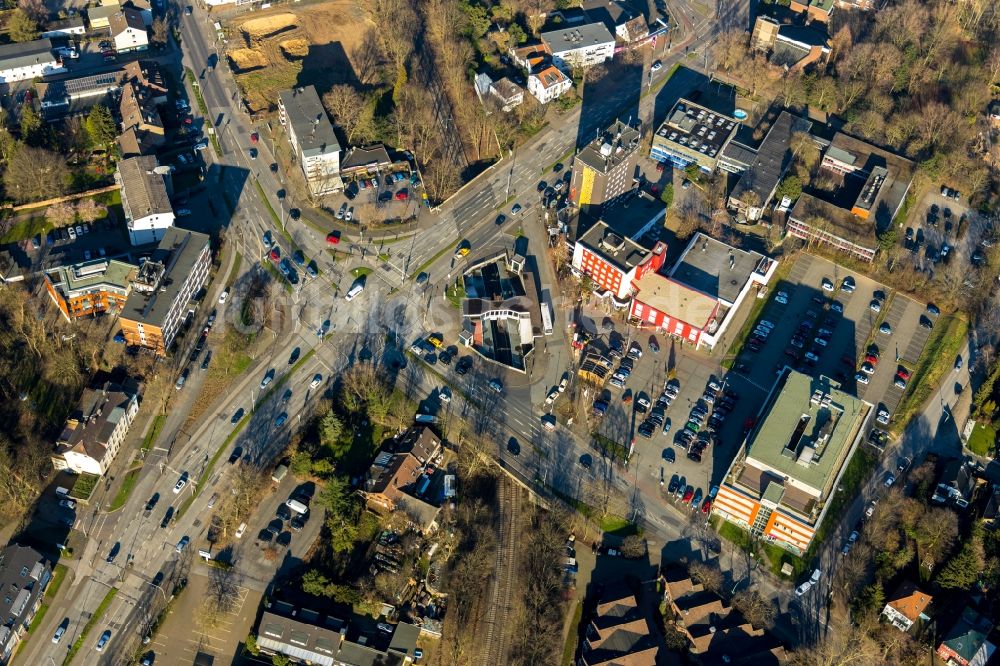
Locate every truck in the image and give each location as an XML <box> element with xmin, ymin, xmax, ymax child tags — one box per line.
<box><xmin>285</xmin><ymin>499</ymin><xmax>309</xmax><ymax>515</ymax></box>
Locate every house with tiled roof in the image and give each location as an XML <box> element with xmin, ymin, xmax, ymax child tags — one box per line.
<box><xmin>361</xmin><ymin>427</ymin><xmax>443</xmax><ymax>532</ymax></box>
<box><xmin>51</xmin><ymin>382</ymin><xmax>139</xmax><ymax>475</ymax></box>
<box><xmin>936</xmin><ymin>607</ymin><xmax>995</xmax><ymax>666</ymax></box>
<box><xmin>881</xmin><ymin>581</ymin><xmax>931</xmax><ymax>632</ymax></box>
<box><xmin>580</xmin><ymin>586</ymin><xmax>661</xmax><ymax>665</ymax></box>
<box><xmin>528</xmin><ymin>64</ymin><xmax>573</xmax><ymax>104</ymax></box>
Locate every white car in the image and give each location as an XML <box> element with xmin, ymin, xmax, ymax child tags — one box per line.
<box><xmin>345</xmin><ymin>207</ymin><xmax>354</xmax><ymax>222</ymax></box>
<box><xmin>67</xmin><ymin>226</ymin><xmax>77</xmax><ymax>239</ymax></box>
<box><xmin>309</xmin><ymin>373</ymin><xmax>322</xmax><ymax>389</ymax></box>
<box><xmin>884</xmin><ymin>473</ymin><xmax>896</xmax><ymax>488</ymax></box>
<box><xmin>866</xmin><ymin>499</ymin><xmax>878</xmax><ymax>517</ymax></box>
<box><xmin>821</xmin><ymin>278</ymin><xmax>833</xmax><ymax>291</ymax></box>
<box><xmin>794</xmin><ymin>581</ymin><xmax>812</xmax><ymax>596</ymax></box>
<box><xmin>260</xmin><ymin>372</ymin><xmax>273</xmax><ymax>389</ymax></box>
<box><xmin>855</xmin><ymin>373</ymin><xmax>870</xmax><ymax>385</ymax></box>
<box><xmin>59</xmin><ymin>499</ymin><xmax>75</xmax><ymax>509</ymax></box>
<box><xmin>558</xmin><ymin>376</ymin><xmax>569</xmax><ymax>392</ymax></box>
<box><xmin>218</xmin><ymin>289</ymin><xmax>229</xmax><ymax>304</ymax></box>
<box><xmin>870</xmin><ymin>300</ymin><xmax>882</xmax><ymax>313</ymax></box>
<box><xmin>876</xmin><ymin>409</ymin><xmax>890</xmax><ymax>425</ymax></box>
<box><xmin>545</xmin><ymin>388</ymin><xmax>559</xmax><ymax>405</ymax></box>
<box><xmin>173</xmin><ymin>477</ymin><xmax>187</xmax><ymax>494</ymax></box>
<box><xmin>804</xmin><ymin>352</ymin><xmax>820</xmax><ymax>363</ymax></box>
<box><xmin>439</xmin><ymin>387</ymin><xmax>452</xmax><ymax>403</ymax></box>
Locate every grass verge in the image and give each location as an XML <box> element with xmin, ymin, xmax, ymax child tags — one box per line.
<box><xmin>109</xmin><ymin>466</ymin><xmax>142</xmax><ymax>511</ymax></box>
<box><xmin>176</xmin><ymin>348</ymin><xmax>315</xmax><ymax>521</ymax></box>
<box><xmin>550</xmin><ymin>486</ymin><xmax>595</xmax><ymax>519</ymax></box>
<box><xmin>261</xmin><ymin>260</ymin><xmax>293</xmax><ymax>294</ymax></box>
<box><xmin>70</xmin><ymin>473</ymin><xmax>99</xmax><ymax>501</ymax></box>
<box><xmin>63</xmin><ymin>587</ymin><xmax>117</xmax><ymax>665</ymax></box>
<box><xmin>600</xmin><ymin>515</ymin><xmax>639</xmax><ymax>537</ymax></box>
<box><xmin>967</xmin><ymin>422</ymin><xmax>995</xmax><ymax>457</ymax></box>
<box><xmin>184</xmin><ymin>68</ymin><xmax>221</xmax><ymax>158</ymax></box>
<box><xmin>562</xmin><ymin>601</ymin><xmax>583</xmax><ymax>665</ymax></box>
<box><xmin>351</xmin><ymin>266</ymin><xmax>372</xmax><ymax>279</ymax></box>
<box><xmin>0</xmin><ymin>214</ymin><xmax>49</xmax><ymax>243</ymax></box>
<box><xmin>47</xmin><ymin>564</ymin><xmax>69</xmax><ymax>599</ymax></box>
<box><xmin>408</xmin><ymin>239</ymin><xmax>460</xmax><ymax>280</ymax></box>
<box><xmin>891</xmin><ymin>314</ymin><xmax>968</xmax><ymax>433</ymax></box>
<box><xmin>445</xmin><ymin>280</ymin><xmax>465</xmax><ymax>308</ymax></box>
<box><xmin>720</xmin><ymin>259</ymin><xmax>794</xmax><ymax>368</ymax></box>
<box><xmin>809</xmin><ymin>448</ymin><xmax>876</xmax><ymax>553</ymax></box>
<box><xmin>142</xmin><ymin>414</ymin><xmax>167</xmax><ymax>452</ymax></box>
<box><xmin>225</xmin><ymin>252</ymin><xmax>243</xmax><ymax>288</ymax></box>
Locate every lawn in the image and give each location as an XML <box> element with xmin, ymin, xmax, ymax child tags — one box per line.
<box><xmin>561</xmin><ymin>601</ymin><xmax>583</xmax><ymax>665</ymax></box>
<box><xmin>63</xmin><ymin>587</ymin><xmax>117</xmax><ymax>665</ymax></box>
<box><xmin>600</xmin><ymin>515</ymin><xmax>639</xmax><ymax>537</ymax></box>
<box><xmin>891</xmin><ymin>315</ymin><xmax>968</xmax><ymax>433</ymax></box>
<box><xmin>109</xmin><ymin>466</ymin><xmax>142</xmax><ymax>511</ymax></box>
<box><xmin>142</xmin><ymin>414</ymin><xmax>167</xmax><ymax>451</ymax></box>
<box><xmin>47</xmin><ymin>564</ymin><xmax>69</xmax><ymax>598</ymax></box>
<box><xmin>70</xmin><ymin>474</ymin><xmax>99</xmax><ymax>500</ymax></box>
<box><xmin>0</xmin><ymin>214</ymin><xmax>49</xmax><ymax>243</ymax></box>
<box><xmin>808</xmin><ymin>448</ymin><xmax>876</xmax><ymax>552</ymax></box>
<box><xmin>225</xmin><ymin>252</ymin><xmax>243</xmax><ymax>288</ymax></box>
<box><xmin>445</xmin><ymin>281</ymin><xmax>465</xmax><ymax>308</ymax></box>
<box><xmin>350</xmin><ymin>266</ymin><xmax>372</xmax><ymax>279</ymax></box>
<box><xmin>550</xmin><ymin>486</ymin><xmax>595</xmax><ymax>519</ymax></box>
<box><xmin>714</xmin><ymin>518</ymin><xmax>751</xmax><ymax>550</ymax></box>
<box><xmin>968</xmin><ymin>422</ymin><xmax>996</xmax><ymax>457</ymax></box>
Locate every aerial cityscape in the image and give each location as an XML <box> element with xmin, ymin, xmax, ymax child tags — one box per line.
<box><xmin>0</xmin><ymin>0</ymin><xmax>997</xmax><ymax>664</ymax></box>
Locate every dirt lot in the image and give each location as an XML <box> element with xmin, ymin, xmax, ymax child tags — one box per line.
<box><xmin>226</xmin><ymin>1</ymin><xmax>371</xmax><ymax>113</ymax></box>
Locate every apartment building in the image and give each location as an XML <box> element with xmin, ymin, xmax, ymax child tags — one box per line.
<box><xmin>277</xmin><ymin>85</ymin><xmax>342</xmax><ymax>196</ymax></box>
<box><xmin>0</xmin><ymin>39</ymin><xmax>63</xmax><ymax>83</ymax></box>
<box><xmin>44</xmin><ymin>258</ymin><xmax>138</xmax><ymax>321</ymax></box>
<box><xmin>650</xmin><ymin>98</ymin><xmax>740</xmax><ymax>171</ymax></box>
<box><xmin>569</xmin><ymin>119</ymin><xmax>642</xmax><ymax>215</ymax></box>
<box><xmin>115</xmin><ymin>155</ymin><xmax>174</xmax><ymax>245</ymax></box>
<box><xmin>118</xmin><ymin>228</ymin><xmax>211</xmax><ymax>355</ymax></box>
<box><xmin>110</xmin><ymin>8</ymin><xmax>148</xmax><ymax>53</ymax></box>
<box><xmin>541</xmin><ymin>22</ymin><xmax>615</xmax><ymax>72</ymax></box>
<box><xmin>0</xmin><ymin>545</ymin><xmax>51</xmax><ymax>665</ymax></box>
<box><xmin>527</xmin><ymin>64</ymin><xmax>573</xmax><ymax>104</ymax></box>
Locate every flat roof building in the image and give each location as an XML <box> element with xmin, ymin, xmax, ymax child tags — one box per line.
<box><xmin>256</xmin><ymin>610</ymin><xmax>420</xmax><ymax>666</ymax></box>
<box><xmin>572</xmin><ymin>222</ymin><xmax>666</xmax><ymax>304</ymax></box>
<box><xmin>630</xmin><ymin>232</ymin><xmax>776</xmax><ymax>350</ymax></box>
<box><xmin>541</xmin><ymin>22</ymin><xmax>615</xmax><ymax>72</ymax></box>
<box><xmin>651</xmin><ymin>98</ymin><xmax>739</xmax><ymax>171</ymax></box>
<box><xmin>712</xmin><ymin>370</ymin><xmax>872</xmax><ymax>554</ymax></box>
<box><xmin>278</xmin><ymin>86</ymin><xmax>342</xmax><ymax>196</ymax></box>
<box><xmin>570</xmin><ymin>119</ymin><xmax>642</xmax><ymax>216</ymax></box>
<box><xmin>44</xmin><ymin>258</ymin><xmax>138</xmax><ymax>321</ymax></box>
<box><xmin>118</xmin><ymin>228</ymin><xmax>211</xmax><ymax>355</ymax></box>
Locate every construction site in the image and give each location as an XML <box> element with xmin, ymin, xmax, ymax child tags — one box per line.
<box><xmin>224</xmin><ymin>1</ymin><xmax>371</xmax><ymax>114</ymax></box>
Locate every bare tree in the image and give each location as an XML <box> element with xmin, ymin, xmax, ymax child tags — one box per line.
<box><xmin>731</xmin><ymin>589</ymin><xmax>775</xmax><ymax>629</ymax></box>
<box><xmin>688</xmin><ymin>560</ymin><xmax>724</xmax><ymax>594</ymax></box>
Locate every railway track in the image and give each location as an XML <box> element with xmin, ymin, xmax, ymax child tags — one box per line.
<box><xmin>480</xmin><ymin>477</ymin><xmax>520</xmax><ymax>665</ymax></box>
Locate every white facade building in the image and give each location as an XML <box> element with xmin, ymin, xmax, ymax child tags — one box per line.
<box><xmin>541</xmin><ymin>23</ymin><xmax>615</xmax><ymax>73</ymax></box>
<box><xmin>0</xmin><ymin>39</ymin><xmax>63</xmax><ymax>84</ymax></box>
<box><xmin>115</xmin><ymin>155</ymin><xmax>175</xmax><ymax>246</ymax></box>
<box><xmin>51</xmin><ymin>383</ymin><xmax>140</xmax><ymax>476</ymax></box>
<box><xmin>528</xmin><ymin>65</ymin><xmax>573</xmax><ymax>104</ymax></box>
<box><xmin>111</xmin><ymin>8</ymin><xmax>149</xmax><ymax>54</ymax></box>
<box><xmin>278</xmin><ymin>86</ymin><xmax>342</xmax><ymax>196</ymax></box>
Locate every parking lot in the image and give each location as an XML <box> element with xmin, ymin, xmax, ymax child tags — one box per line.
<box><xmin>728</xmin><ymin>254</ymin><xmax>934</xmax><ymax>435</ymax></box>
<box><xmin>329</xmin><ymin>171</ymin><xmax>425</xmax><ymax>227</ymax></box>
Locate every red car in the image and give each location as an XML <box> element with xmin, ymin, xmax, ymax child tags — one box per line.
<box><xmin>183</xmin><ymin>117</ymin><xmax>193</xmax><ymax>125</ymax></box>
<box><xmin>326</xmin><ymin>231</ymin><xmax>341</xmax><ymax>245</ymax></box>
<box><xmin>269</xmin><ymin>247</ymin><xmax>280</xmax><ymax>262</ymax></box>
<box><xmin>395</xmin><ymin>190</ymin><xmax>408</xmax><ymax>201</ymax></box>
<box><xmin>250</xmin><ymin>132</ymin><xmax>259</xmax><ymax>144</ymax></box>
<box><xmin>682</xmin><ymin>487</ymin><xmax>694</xmax><ymax>504</ymax></box>
<box><xmin>897</xmin><ymin>368</ymin><xmax>911</xmax><ymax>380</ymax></box>
<box><xmin>701</xmin><ymin>499</ymin><xmax>712</xmax><ymax>513</ymax></box>
<box><xmin>865</xmin><ymin>354</ymin><xmax>879</xmax><ymax>366</ymax></box>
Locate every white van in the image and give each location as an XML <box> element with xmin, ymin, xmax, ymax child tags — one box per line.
<box><xmin>345</xmin><ymin>283</ymin><xmax>364</xmax><ymax>301</ymax></box>
<box><xmin>285</xmin><ymin>499</ymin><xmax>308</xmax><ymax>515</ymax></box>
<box><xmin>55</xmin><ymin>486</ymin><xmax>70</xmax><ymax>497</ymax></box>
<box><xmin>235</xmin><ymin>522</ymin><xmax>247</xmax><ymax>539</ymax></box>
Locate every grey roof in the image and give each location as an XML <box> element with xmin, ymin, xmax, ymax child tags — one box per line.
<box><xmin>731</xmin><ymin>111</ymin><xmax>812</xmax><ymax>206</ymax></box>
<box><xmin>278</xmin><ymin>86</ymin><xmax>340</xmax><ymax>158</ymax></box>
<box><xmin>87</xmin><ymin>4</ymin><xmax>119</xmax><ymax>20</ymax></box>
<box><xmin>340</xmin><ymin>144</ymin><xmax>391</xmax><ymax>171</ymax></box>
<box><xmin>0</xmin><ymin>544</ymin><xmax>50</xmax><ymax>654</ymax></box>
<box><xmin>43</xmin><ymin>16</ymin><xmax>85</xmax><ymax>31</ymax></box>
<box><xmin>669</xmin><ymin>232</ymin><xmax>768</xmax><ymax>305</ymax></box>
<box><xmin>121</xmin><ymin>228</ymin><xmax>209</xmax><ymax>327</ymax></box>
<box><xmin>0</xmin><ymin>38</ymin><xmax>55</xmax><ymax>70</ymax></box>
<box><xmin>117</xmin><ymin>155</ymin><xmax>172</xmax><ymax>219</ymax></box>
<box><xmin>720</xmin><ymin>140</ymin><xmax>758</xmax><ymax>170</ymax></box>
<box><xmin>55</xmin><ymin>383</ymin><xmax>137</xmax><ymax>463</ymax></box>
<box><xmin>256</xmin><ymin>611</ymin><xmax>341</xmax><ymax>666</ymax></box>
<box><xmin>576</xmin><ymin>119</ymin><xmax>642</xmax><ymax>174</ymax></box>
<box><xmin>541</xmin><ymin>22</ymin><xmax>616</xmax><ymax>53</ymax></box>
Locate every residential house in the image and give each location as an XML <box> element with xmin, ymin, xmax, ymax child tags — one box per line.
<box><xmin>881</xmin><ymin>581</ymin><xmax>931</xmax><ymax>632</ymax></box>
<box><xmin>339</xmin><ymin>144</ymin><xmax>393</xmax><ymax>180</ymax></box>
<box><xmin>0</xmin><ymin>39</ymin><xmax>64</xmax><ymax>83</ymax></box>
<box><xmin>87</xmin><ymin>4</ymin><xmax>119</xmax><ymax>30</ymax></box>
<box><xmin>528</xmin><ymin>65</ymin><xmax>573</xmax><ymax>104</ymax></box>
<box><xmin>361</xmin><ymin>427</ymin><xmax>443</xmax><ymax>532</ymax></box>
<box><xmin>277</xmin><ymin>85</ymin><xmax>342</xmax><ymax>196</ymax></box>
<box><xmin>119</xmin><ymin>81</ymin><xmax>164</xmax><ymax>139</ymax></box>
<box><xmin>728</xmin><ymin>111</ymin><xmax>813</xmax><ymax>221</ymax></box>
<box><xmin>118</xmin><ymin>228</ymin><xmax>211</xmax><ymax>355</ymax></box>
<box><xmin>37</xmin><ymin>70</ymin><xmax>121</xmax><ymax>119</ymax></box>
<box><xmin>569</xmin><ymin>118</ymin><xmax>643</xmax><ymax>215</ymax></box>
<box><xmin>110</xmin><ymin>8</ymin><xmax>149</xmax><ymax>53</ymax></box>
<box><xmin>0</xmin><ymin>545</ymin><xmax>52</xmax><ymax>665</ymax></box>
<box><xmin>650</xmin><ymin>99</ymin><xmax>740</xmax><ymax>172</ymax></box>
<box><xmin>41</xmin><ymin>16</ymin><xmax>86</xmax><ymax>39</ymax></box>
<box><xmin>582</xmin><ymin>0</ymin><xmax>649</xmax><ymax>43</ymax></box>
<box><xmin>630</xmin><ymin>233</ymin><xmax>777</xmax><ymax>350</ymax></box>
<box><xmin>51</xmin><ymin>382</ymin><xmax>140</xmax><ymax>475</ymax></box>
<box><xmin>509</xmin><ymin>42</ymin><xmax>549</xmax><ymax>71</ymax></box>
<box><xmin>540</xmin><ymin>22</ymin><xmax>615</xmax><ymax>73</ymax></box>
<box><xmin>936</xmin><ymin>607</ymin><xmax>995</xmax><ymax>666</ymax></box>
<box><xmin>932</xmin><ymin>458</ymin><xmax>981</xmax><ymax>510</ymax></box>
<box><xmin>44</xmin><ymin>258</ymin><xmax>138</xmax><ymax>321</ymax></box>
<box><xmin>115</xmin><ymin>155</ymin><xmax>174</xmax><ymax>245</ymax></box>
<box><xmin>489</xmin><ymin>77</ymin><xmax>524</xmax><ymax>112</ymax></box>
<box><xmin>663</xmin><ymin>568</ymin><xmax>786</xmax><ymax>663</ymax></box>
<box><xmin>788</xmin><ymin>0</ymin><xmax>834</xmax><ymax>23</ymax></box>
<box><xmin>579</xmin><ymin>584</ymin><xmax>661</xmax><ymax>665</ymax></box>
<box><xmin>982</xmin><ymin>485</ymin><xmax>1000</xmax><ymax>528</ymax></box>
<box><xmin>122</xmin><ymin>60</ymin><xmax>168</xmax><ymax>103</ymax></box>
<box><xmin>255</xmin><ymin>611</ymin><xmax>421</xmax><ymax>666</ymax></box>
<box><xmin>125</xmin><ymin>0</ymin><xmax>153</xmax><ymax>25</ymax></box>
